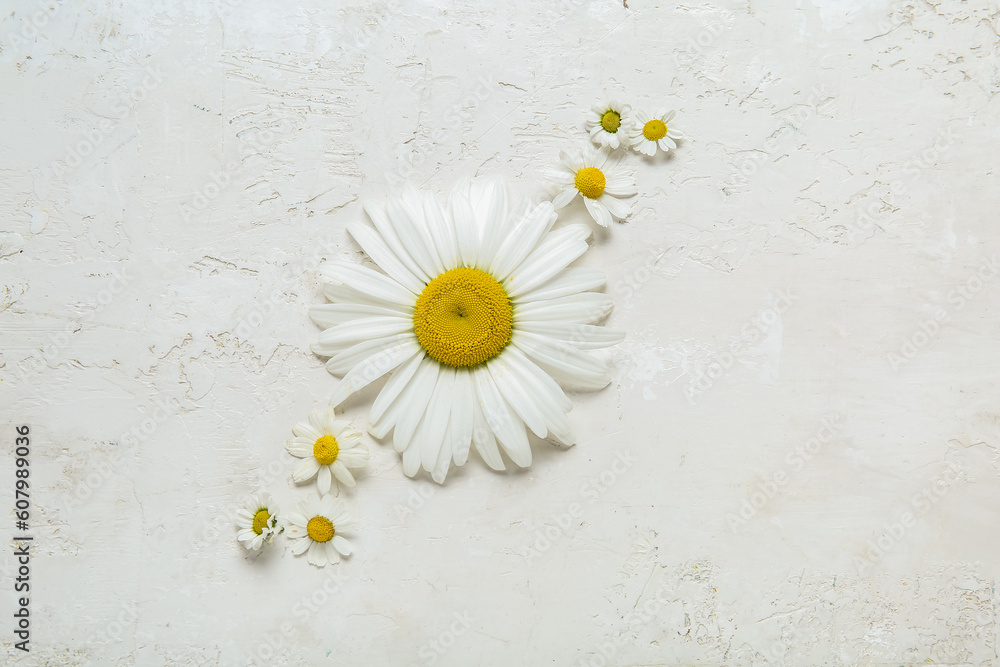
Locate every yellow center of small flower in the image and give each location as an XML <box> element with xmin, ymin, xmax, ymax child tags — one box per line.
<box><xmin>600</xmin><ymin>110</ymin><xmax>621</xmax><ymax>133</ymax></box>
<box><xmin>413</xmin><ymin>268</ymin><xmax>513</xmax><ymax>368</ymax></box>
<box><xmin>307</xmin><ymin>516</ymin><xmax>335</xmax><ymax>543</ymax></box>
<box><xmin>252</xmin><ymin>509</ymin><xmax>271</xmax><ymax>535</ymax></box>
<box><xmin>313</xmin><ymin>435</ymin><xmax>339</xmax><ymax>465</ymax></box>
<box><xmin>574</xmin><ymin>167</ymin><xmax>606</xmax><ymax>199</ymax></box>
<box><xmin>643</xmin><ymin>119</ymin><xmax>667</xmax><ymax>141</ymax></box>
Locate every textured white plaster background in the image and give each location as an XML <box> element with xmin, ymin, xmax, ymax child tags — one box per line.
<box><xmin>1</xmin><ymin>0</ymin><xmax>1000</xmax><ymax>665</ymax></box>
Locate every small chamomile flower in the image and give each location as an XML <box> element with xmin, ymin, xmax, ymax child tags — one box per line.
<box><xmin>628</xmin><ymin>109</ymin><xmax>683</xmax><ymax>156</ymax></box>
<box><xmin>544</xmin><ymin>146</ymin><xmax>638</xmax><ymax>227</ymax></box>
<box><xmin>586</xmin><ymin>99</ymin><xmax>632</xmax><ymax>149</ymax></box>
<box><xmin>235</xmin><ymin>492</ymin><xmax>280</xmax><ymax>551</ymax></box>
<box><xmin>286</xmin><ymin>406</ymin><xmax>369</xmax><ymax>494</ymax></box>
<box><xmin>285</xmin><ymin>494</ymin><xmax>356</xmax><ymax>567</ymax></box>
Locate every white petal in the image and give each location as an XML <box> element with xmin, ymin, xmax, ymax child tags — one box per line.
<box><xmin>402</xmin><ymin>435</ymin><xmax>422</xmax><ymax>477</ymax></box>
<box><xmin>337</xmin><ymin>445</ymin><xmax>369</xmax><ymax>467</ymax></box>
<box><xmin>471</xmin><ymin>394</ymin><xmax>505</xmax><ymax>470</ymax></box>
<box><xmin>291</xmin><ymin>422</ymin><xmax>322</xmax><ymax>440</ymax></box>
<box><xmin>561</xmin><ymin>150</ymin><xmax>585</xmax><ymax>171</ymax></box>
<box><xmin>317</xmin><ymin>465</ymin><xmax>332</xmax><ymax>494</ymax></box>
<box><xmin>659</xmin><ymin>137</ymin><xmax>677</xmax><ymax>151</ymax></box>
<box><xmin>472</xmin><ymin>365</ymin><xmax>531</xmax><ymax>467</ymax></box>
<box><xmin>501</xmin><ymin>346</ymin><xmax>572</xmax><ymax>412</ymax></box>
<box><xmin>319</xmin><ymin>261</ymin><xmax>416</xmax><ymax>307</ymax></box>
<box><xmin>332</xmin><ymin>535</ymin><xmax>353</xmax><ymax>556</ymax></box>
<box><xmin>514</xmin><ymin>292</ymin><xmax>613</xmax><ymax>324</ymax></box>
<box><xmin>421</xmin><ymin>190</ymin><xmax>459</xmax><ymax>269</ymax></box>
<box><xmin>322</xmin><ymin>494</ymin><xmax>342</xmax><ymax>517</ymax></box>
<box><xmin>324</xmin><ymin>540</ymin><xmax>342</xmax><ymax>564</ymax></box>
<box><xmin>584</xmin><ymin>197</ymin><xmax>612</xmax><ymax>227</ymax></box>
<box><xmin>451</xmin><ymin>369</ymin><xmax>474</xmax><ymax>466</ymax></box>
<box><xmin>402</xmin><ymin>186</ymin><xmax>447</xmax><ymax>274</ymax></box>
<box><xmin>325</xmin><ymin>416</ymin><xmax>349</xmax><ymax>434</ymax></box>
<box><xmin>450</xmin><ymin>189</ymin><xmax>481</xmax><ymax>268</ymax></box>
<box><xmin>600</xmin><ymin>194</ymin><xmax>633</xmax><ymax>221</ymax></box>
<box><xmin>347</xmin><ymin>222</ymin><xmax>424</xmax><ymax>294</ymax></box>
<box><xmin>307</xmin><ymin>540</ymin><xmax>328</xmax><ymax>566</ymax></box>
<box><xmin>515</xmin><ymin>267</ymin><xmax>607</xmax><ymax>302</ymax></box>
<box><xmin>513</xmin><ymin>331</ymin><xmax>611</xmax><ymax>390</ymax></box>
<box><xmin>487</xmin><ymin>356</ymin><xmax>547</xmax><ymax>439</ymax></box>
<box><xmin>432</xmin><ymin>417</ymin><xmax>455</xmax><ymax>483</ymax></box>
<box><xmin>332</xmin><ymin>462</ymin><xmax>356</xmax><ymax>487</ymax></box>
<box><xmin>495</xmin><ymin>351</ymin><xmax>575</xmax><ymax>448</ymax></box>
<box><xmin>385</xmin><ymin>194</ymin><xmax>444</xmax><ymax>277</ymax></box>
<box><xmin>602</xmin><ymin>150</ymin><xmax>623</xmax><ymax>172</ymax></box>
<box><xmin>590</xmin><ymin>147</ymin><xmax>612</xmax><ymax>169</ymax></box>
<box><xmin>517</xmin><ymin>321</ymin><xmax>625</xmax><ymax>349</ymax></box>
<box><xmin>333</xmin><ymin>426</ymin><xmax>359</xmax><ymax>441</ymax></box>
<box><xmin>604</xmin><ymin>174</ymin><xmax>637</xmax><ymax>198</ymax></box>
<box><xmin>364</xmin><ymin>200</ymin><xmax>431</xmax><ymax>282</ymax></box>
<box><xmin>332</xmin><ymin>510</ymin><xmax>355</xmax><ymax>533</ymax></box>
<box><xmin>285</xmin><ymin>440</ymin><xmax>311</xmax><ymax>458</ymax></box>
<box><xmin>290</xmin><ymin>537</ymin><xmax>312</xmax><ymax>556</ymax></box>
<box><xmin>419</xmin><ymin>365</ymin><xmax>455</xmax><ymax>473</ymax></box>
<box><xmin>551</xmin><ymin>187</ymin><xmax>578</xmax><ymax>210</ymax></box>
<box><xmin>468</xmin><ymin>179</ymin><xmax>502</xmax><ymax>222</ymax></box>
<box><xmin>315</xmin><ymin>499</ymin><xmax>333</xmax><ymax>521</ymax></box>
<box><xmin>393</xmin><ymin>357</ymin><xmax>440</xmax><ymax>454</ymax></box>
<box><xmin>309</xmin><ymin>302</ymin><xmax>408</xmax><ymax>328</ymax></box>
<box><xmin>490</xmin><ymin>201</ymin><xmax>558</xmax><ymax>281</ymax></box>
<box><xmin>504</xmin><ymin>225</ymin><xmax>592</xmax><ymax>298</ymax></box>
<box><xmin>311</xmin><ymin>317</ymin><xmax>413</xmax><ymax>357</ymax></box>
<box><xmin>476</xmin><ymin>186</ymin><xmax>519</xmax><ymax>270</ymax></box>
<box><xmin>322</xmin><ymin>282</ymin><xmax>412</xmax><ymax>313</ymax></box>
<box><xmin>369</xmin><ymin>351</ymin><xmax>425</xmax><ymax>429</ymax></box>
<box><xmin>330</xmin><ymin>339</ymin><xmax>422</xmax><ymax>407</ymax></box>
<box><xmin>323</xmin><ymin>333</ymin><xmax>415</xmax><ymax>375</ymax></box>
<box><xmin>308</xmin><ymin>409</ymin><xmax>329</xmax><ymax>433</ymax></box>
<box><xmin>543</xmin><ymin>165</ymin><xmax>577</xmax><ymax>184</ymax></box>
<box><xmin>292</xmin><ymin>458</ymin><xmax>321</xmax><ymax>483</ymax></box>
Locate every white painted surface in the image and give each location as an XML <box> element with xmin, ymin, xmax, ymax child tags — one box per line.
<box><xmin>2</xmin><ymin>0</ymin><xmax>1000</xmax><ymax>664</ymax></box>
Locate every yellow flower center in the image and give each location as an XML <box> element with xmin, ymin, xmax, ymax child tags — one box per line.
<box><xmin>313</xmin><ymin>435</ymin><xmax>339</xmax><ymax>465</ymax></box>
<box><xmin>574</xmin><ymin>167</ymin><xmax>606</xmax><ymax>199</ymax></box>
<box><xmin>600</xmin><ymin>110</ymin><xmax>621</xmax><ymax>133</ymax></box>
<box><xmin>413</xmin><ymin>267</ymin><xmax>513</xmax><ymax>368</ymax></box>
<box><xmin>307</xmin><ymin>516</ymin><xmax>335</xmax><ymax>543</ymax></box>
<box><xmin>252</xmin><ymin>509</ymin><xmax>271</xmax><ymax>535</ymax></box>
<box><xmin>643</xmin><ymin>119</ymin><xmax>667</xmax><ymax>141</ymax></box>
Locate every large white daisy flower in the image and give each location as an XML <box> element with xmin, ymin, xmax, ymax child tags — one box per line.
<box><xmin>309</xmin><ymin>179</ymin><xmax>624</xmax><ymax>483</ymax></box>
<box><xmin>545</xmin><ymin>147</ymin><xmax>638</xmax><ymax>227</ymax></box>
<box><xmin>285</xmin><ymin>494</ymin><xmax>356</xmax><ymax>567</ymax></box>
<box><xmin>586</xmin><ymin>99</ymin><xmax>632</xmax><ymax>149</ymax></box>
<box><xmin>628</xmin><ymin>109</ymin><xmax>683</xmax><ymax>156</ymax></box>
<box><xmin>235</xmin><ymin>492</ymin><xmax>279</xmax><ymax>551</ymax></box>
<box><xmin>286</xmin><ymin>406</ymin><xmax>369</xmax><ymax>494</ymax></box>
